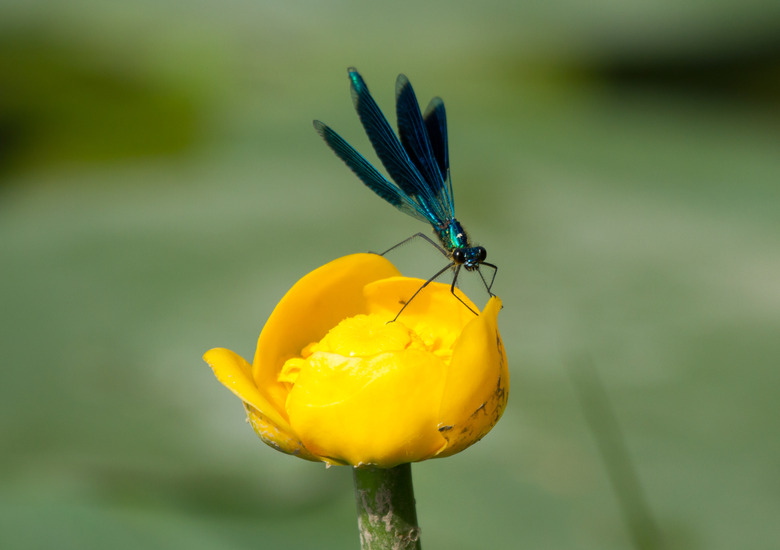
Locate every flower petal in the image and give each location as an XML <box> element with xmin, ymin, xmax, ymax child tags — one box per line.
<box><xmin>243</xmin><ymin>404</ymin><xmax>320</xmax><ymax>461</ymax></box>
<box><xmin>204</xmin><ymin>348</ymin><xmax>277</xmax><ymax>419</ymax></box>
<box><xmin>204</xmin><ymin>348</ymin><xmax>299</xmax><ymax>450</ymax></box>
<box><xmin>285</xmin><ymin>349</ymin><xmax>448</xmax><ymax>467</ymax></box>
<box><xmin>363</xmin><ymin>276</ymin><xmax>477</xmax><ymax>348</ymax></box>
<box><xmin>252</xmin><ymin>254</ymin><xmax>401</xmax><ymax>414</ymax></box>
<box><xmin>435</xmin><ymin>297</ymin><xmax>509</xmax><ymax>457</ymax></box>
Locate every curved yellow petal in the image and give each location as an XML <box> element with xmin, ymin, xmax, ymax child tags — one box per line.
<box><xmin>204</xmin><ymin>347</ymin><xmax>291</xmax><ymax>433</ymax></box>
<box><xmin>364</xmin><ymin>276</ymin><xmax>478</xmax><ymax>331</ymax></box>
<box><xmin>243</xmin><ymin>404</ymin><xmax>320</xmax><ymax>461</ymax></box>
<box><xmin>435</xmin><ymin>297</ymin><xmax>509</xmax><ymax>457</ymax></box>
<box><xmin>205</xmin><ymin>348</ymin><xmax>314</xmax><ymax>457</ymax></box>
<box><xmin>286</xmin><ymin>349</ymin><xmax>447</xmax><ymax>467</ymax></box>
<box><xmin>252</xmin><ymin>254</ymin><xmax>401</xmax><ymax>415</ymax></box>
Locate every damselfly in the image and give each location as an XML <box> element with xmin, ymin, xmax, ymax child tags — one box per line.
<box><xmin>313</xmin><ymin>68</ymin><xmax>496</xmax><ymax>319</ymax></box>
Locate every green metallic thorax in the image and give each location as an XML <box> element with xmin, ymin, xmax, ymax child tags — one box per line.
<box><xmin>436</xmin><ymin>220</ymin><xmax>486</xmax><ymax>270</ymax></box>
<box><xmin>437</xmin><ymin>219</ymin><xmax>470</xmax><ymax>251</ymax></box>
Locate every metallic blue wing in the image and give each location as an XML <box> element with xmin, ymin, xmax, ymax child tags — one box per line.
<box><xmin>313</xmin><ymin>120</ymin><xmax>430</xmax><ymax>223</ymax></box>
<box><xmin>395</xmin><ymin>76</ymin><xmax>454</xmax><ymax>219</ymax></box>
<box><xmin>423</xmin><ymin>97</ymin><xmax>453</xmax><ymax>207</ymax></box>
<box><xmin>347</xmin><ymin>68</ymin><xmax>449</xmax><ymax>225</ymax></box>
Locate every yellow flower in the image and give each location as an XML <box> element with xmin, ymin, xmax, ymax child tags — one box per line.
<box><xmin>204</xmin><ymin>253</ymin><xmax>508</xmax><ymax>468</ymax></box>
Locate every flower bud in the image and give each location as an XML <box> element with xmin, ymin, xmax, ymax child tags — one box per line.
<box><xmin>205</xmin><ymin>253</ymin><xmax>508</xmax><ymax>467</ymax></box>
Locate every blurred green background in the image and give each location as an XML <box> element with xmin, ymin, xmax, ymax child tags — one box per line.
<box><xmin>2</xmin><ymin>1</ymin><xmax>779</xmax><ymax>548</ymax></box>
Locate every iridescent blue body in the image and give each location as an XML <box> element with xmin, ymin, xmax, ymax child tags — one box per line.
<box><xmin>313</xmin><ymin>68</ymin><xmax>496</xmax><ymax>316</ymax></box>
<box><xmin>437</xmin><ymin>219</ymin><xmax>485</xmax><ymax>270</ymax></box>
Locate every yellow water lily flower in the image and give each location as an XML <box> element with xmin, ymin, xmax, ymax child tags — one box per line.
<box><xmin>204</xmin><ymin>253</ymin><xmax>508</xmax><ymax>468</ymax></box>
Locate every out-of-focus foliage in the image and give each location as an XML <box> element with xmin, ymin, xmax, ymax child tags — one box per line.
<box><xmin>0</xmin><ymin>33</ymin><xmax>202</xmax><ymax>177</ymax></box>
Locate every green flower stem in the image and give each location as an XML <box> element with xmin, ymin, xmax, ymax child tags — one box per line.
<box><xmin>352</xmin><ymin>463</ymin><xmax>422</xmax><ymax>550</ymax></box>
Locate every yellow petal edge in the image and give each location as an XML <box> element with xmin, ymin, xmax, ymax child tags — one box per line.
<box><xmin>436</xmin><ymin>296</ymin><xmax>508</xmax><ymax>457</ymax></box>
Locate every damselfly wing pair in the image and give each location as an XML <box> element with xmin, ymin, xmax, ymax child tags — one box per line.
<box><xmin>313</xmin><ymin>68</ymin><xmax>497</xmax><ymax>320</ymax></box>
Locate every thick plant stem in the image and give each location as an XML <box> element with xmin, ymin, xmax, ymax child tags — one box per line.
<box><xmin>353</xmin><ymin>463</ymin><xmax>422</xmax><ymax>550</ymax></box>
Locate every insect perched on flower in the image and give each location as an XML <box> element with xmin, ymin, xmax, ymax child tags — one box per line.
<box><xmin>314</xmin><ymin>68</ymin><xmax>497</xmax><ymax>320</ymax></box>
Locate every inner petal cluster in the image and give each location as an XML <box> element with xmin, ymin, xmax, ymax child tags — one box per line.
<box><xmin>277</xmin><ymin>313</ymin><xmax>451</xmax><ymax>466</ymax></box>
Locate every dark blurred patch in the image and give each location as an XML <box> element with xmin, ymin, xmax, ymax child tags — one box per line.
<box><xmin>0</xmin><ymin>31</ymin><xmax>202</xmax><ymax>180</ymax></box>
<box><xmin>503</xmin><ymin>27</ymin><xmax>780</xmax><ymax>115</ymax></box>
<box><xmin>597</xmin><ymin>33</ymin><xmax>780</xmax><ymax>107</ymax></box>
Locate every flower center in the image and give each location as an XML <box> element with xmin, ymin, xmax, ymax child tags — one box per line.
<box><xmin>278</xmin><ymin>314</ymin><xmax>431</xmax><ymax>386</ymax></box>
